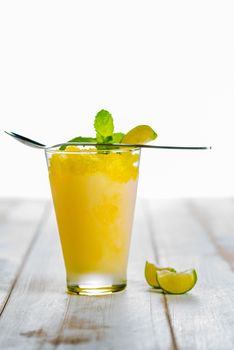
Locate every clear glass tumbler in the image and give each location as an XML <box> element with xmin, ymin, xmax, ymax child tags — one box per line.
<box><xmin>45</xmin><ymin>145</ymin><xmax>140</xmax><ymax>295</ymax></box>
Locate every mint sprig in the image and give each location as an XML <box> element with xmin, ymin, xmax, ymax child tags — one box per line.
<box><xmin>60</xmin><ymin>109</ymin><xmax>157</xmax><ymax>151</ymax></box>
<box><xmin>94</xmin><ymin>110</ymin><xmax>114</xmax><ymax>139</ymax></box>
<box><xmin>94</xmin><ymin>110</ymin><xmax>124</xmax><ymax>148</ymax></box>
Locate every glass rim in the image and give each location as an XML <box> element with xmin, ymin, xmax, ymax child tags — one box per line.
<box><xmin>45</xmin><ymin>143</ymin><xmax>140</xmax><ymax>155</ymax></box>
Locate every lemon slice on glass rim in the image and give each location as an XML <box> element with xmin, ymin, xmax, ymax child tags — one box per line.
<box><xmin>122</xmin><ymin>125</ymin><xmax>157</xmax><ymax>144</ymax></box>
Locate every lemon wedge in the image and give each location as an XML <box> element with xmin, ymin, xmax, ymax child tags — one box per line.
<box><xmin>122</xmin><ymin>125</ymin><xmax>157</xmax><ymax>144</ymax></box>
<box><xmin>145</xmin><ymin>261</ymin><xmax>176</xmax><ymax>288</ymax></box>
<box><xmin>156</xmin><ymin>269</ymin><xmax>197</xmax><ymax>294</ymax></box>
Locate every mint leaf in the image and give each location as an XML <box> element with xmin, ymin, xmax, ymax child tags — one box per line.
<box><xmin>96</xmin><ymin>133</ymin><xmax>112</xmax><ymax>150</ymax></box>
<box><xmin>96</xmin><ymin>132</ymin><xmax>124</xmax><ymax>144</ymax></box>
<box><xmin>60</xmin><ymin>136</ymin><xmax>96</xmax><ymax>150</ymax></box>
<box><xmin>96</xmin><ymin>132</ymin><xmax>105</xmax><ymax>144</ymax></box>
<box><xmin>94</xmin><ymin>110</ymin><xmax>114</xmax><ymax>137</ymax></box>
<box><xmin>96</xmin><ymin>132</ymin><xmax>125</xmax><ymax>150</ymax></box>
<box><xmin>111</xmin><ymin>132</ymin><xmax>125</xmax><ymax>143</ymax></box>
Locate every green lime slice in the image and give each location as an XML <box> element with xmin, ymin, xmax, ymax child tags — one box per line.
<box><xmin>156</xmin><ymin>269</ymin><xmax>197</xmax><ymax>294</ymax></box>
<box><xmin>122</xmin><ymin>125</ymin><xmax>157</xmax><ymax>144</ymax></box>
<box><xmin>145</xmin><ymin>261</ymin><xmax>176</xmax><ymax>288</ymax></box>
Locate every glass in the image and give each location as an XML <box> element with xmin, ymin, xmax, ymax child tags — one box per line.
<box><xmin>45</xmin><ymin>145</ymin><xmax>140</xmax><ymax>295</ymax></box>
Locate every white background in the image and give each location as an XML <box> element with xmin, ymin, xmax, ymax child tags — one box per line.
<box><xmin>0</xmin><ymin>1</ymin><xmax>233</xmax><ymax>199</ymax></box>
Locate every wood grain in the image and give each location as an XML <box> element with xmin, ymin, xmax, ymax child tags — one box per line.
<box><xmin>188</xmin><ymin>198</ymin><xmax>234</xmax><ymax>271</ymax></box>
<box><xmin>0</xmin><ymin>199</ymin><xmax>48</xmax><ymax>314</ymax></box>
<box><xmin>146</xmin><ymin>198</ymin><xmax>234</xmax><ymax>350</ymax></box>
<box><xmin>0</xmin><ymin>205</ymin><xmax>68</xmax><ymax>350</ymax></box>
<box><xmin>0</xmin><ymin>201</ymin><xmax>172</xmax><ymax>350</ymax></box>
<box><xmin>1</xmin><ymin>198</ymin><xmax>234</xmax><ymax>350</ymax></box>
<box><xmin>52</xmin><ymin>202</ymin><xmax>172</xmax><ymax>350</ymax></box>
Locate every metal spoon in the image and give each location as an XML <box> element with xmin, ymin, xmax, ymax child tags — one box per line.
<box><xmin>4</xmin><ymin>131</ymin><xmax>211</xmax><ymax>150</ymax></box>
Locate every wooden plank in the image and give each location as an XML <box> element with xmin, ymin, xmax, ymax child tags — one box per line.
<box><xmin>188</xmin><ymin>198</ymin><xmax>234</xmax><ymax>271</ymax></box>
<box><xmin>146</xmin><ymin>198</ymin><xmax>234</xmax><ymax>350</ymax></box>
<box><xmin>0</xmin><ymin>206</ymin><xmax>68</xmax><ymax>350</ymax></box>
<box><xmin>0</xmin><ymin>201</ymin><xmax>173</xmax><ymax>350</ymax></box>
<box><xmin>54</xmin><ymin>202</ymin><xmax>173</xmax><ymax>350</ymax></box>
<box><xmin>0</xmin><ymin>199</ymin><xmax>48</xmax><ymax>314</ymax></box>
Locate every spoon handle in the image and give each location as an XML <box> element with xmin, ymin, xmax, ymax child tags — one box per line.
<box><xmin>50</xmin><ymin>142</ymin><xmax>212</xmax><ymax>150</ymax></box>
<box><xmin>4</xmin><ymin>131</ymin><xmax>211</xmax><ymax>150</ymax></box>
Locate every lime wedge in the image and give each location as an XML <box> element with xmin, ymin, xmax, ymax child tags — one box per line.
<box><xmin>145</xmin><ymin>261</ymin><xmax>176</xmax><ymax>288</ymax></box>
<box><xmin>122</xmin><ymin>125</ymin><xmax>157</xmax><ymax>144</ymax></box>
<box><xmin>156</xmin><ymin>269</ymin><xmax>197</xmax><ymax>294</ymax></box>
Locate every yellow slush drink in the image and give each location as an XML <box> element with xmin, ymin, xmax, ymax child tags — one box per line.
<box><xmin>46</xmin><ymin>146</ymin><xmax>140</xmax><ymax>295</ymax></box>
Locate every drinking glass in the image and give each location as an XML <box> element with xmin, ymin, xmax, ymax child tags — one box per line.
<box><xmin>45</xmin><ymin>145</ymin><xmax>140</xmax><ymax>295</ymax></box>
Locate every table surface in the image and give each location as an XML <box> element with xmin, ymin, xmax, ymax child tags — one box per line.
<box><xmin>0</xmin><ymin>198</ymin><xmax>234</xmax><ymax>350</ymax></box>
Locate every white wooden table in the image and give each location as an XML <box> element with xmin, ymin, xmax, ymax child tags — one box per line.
<box><xmin>0</xmin><ymin>198</ymin><xmax>234</xmax><ymax>349</ymax></box>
